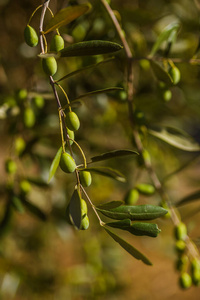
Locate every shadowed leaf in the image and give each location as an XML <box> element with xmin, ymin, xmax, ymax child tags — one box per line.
<box><xmin>69</xmin><ymin>185</ymin><xmax>82</xmax><ymax>229</ymax></box>
<box><xmin>103</xmin><ymin>227</ymin><xmax>152</xmax><ymax>265</ymax></box>
<box><xmin>90</xmin><ymin>149</ymin><xmax>138</xmax><ymax>163</ymax></box>
<box><xmin>71</xmin><ymin>87</ymin><xmax>123</xmax><ymax>102</ymax></box>
<box><xmin>150</xmin><ymin>60</ymin><xmax>172</xmax><ymax>85</ymax></box>
<box><xmin>48</xmin><ymin>146</ymin><xmax>62</xmax><ymax>183</ymax></box>
<box><xmin>86</xmin><ymin>166</ymin><xmax>126</xmax><ymax>182</ymax></box>
<box><xmin>96</xmin><ymin>201</ymin><xmax>124</xmax><ymax>210</ymax></box>
<box><xmin>22</xmin><ymin>199</ymin><xmax>47</xmax><ymax>221</ymax></box>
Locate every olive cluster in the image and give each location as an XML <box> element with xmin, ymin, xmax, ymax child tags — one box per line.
<box><xmin>174</xmin><ymin>222</ymin><xmax>200</xmax><ymax>288</ymax></box>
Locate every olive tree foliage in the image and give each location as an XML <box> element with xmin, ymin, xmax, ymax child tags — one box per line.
<box><xmin>1</xmin><ymin>0</ymin><xmax>200</xmax><ymax>294</ymax></box>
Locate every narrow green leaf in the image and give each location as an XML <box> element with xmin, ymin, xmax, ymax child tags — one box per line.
<box><xmin>71</xmin><ymin>87</ymin><xmax>123</xmax><ymax>102</ymax></box>
<box><xmin>48</xmin><ymin>146</ymin><xmax>62</xmax><ymax>183</ymax></box>
<box><xmin>177</xmin><ymin>190</ymin><xmax>200</xmax><ymax>206</ymax></box>
<box><xmin>90</xmin><ymin>149</ymin><xmax>138</xmax><ymax>163</ymax></box>
<box><xmin>148</xmin><ymin>126</ymin><xmax>200</xmax><ymax>152</ymax></box>
<box><xmin>103</xmin><ymin>227</ymin><xmax>152</xmax><ymax>265</ymax></box>
<box><xmin>22</xmin><ymin>199</ymin><xmax>47</xmax><ymax>221</ymax></box>
<box><xmin>86</xmin><ymin>166</ymin><xmax>126</xmax><ymax>182</ymax></box>
<box><xmin>69</xmin><ymin>185</ymin><xmax>82</xmax><ymax>229</ymax></box>
<box><xmin>128</xmin><ymin>222</ymin><xmax>161</xmax><ymax>237</ymax></box>
<box><xmin>150</xmin><ymin>23</ymin><xmax>180</xmax><ymax>57</ymax></box>
<box><xmin>59</xmin><ymin>40</ymin><xmax>123</xmax><ymax>57</ymax></box>
<box><xmin>105</xmin><ymin>219</ymin><xmax>131</xmax><ymax>229</ymax></box>
<box><xmin>97</xmin><ymin>204</ymin><xmax>168</xmax><ymax>220</ymax></box>
<box><xmin>44</xmin><ymin>4</ymin><xmax>91</xmax><ymax>34</ymax></box>
<box><xmin>150</xmin><ymin>60</ymin><xmax>172</xmax><ymax>85</ymax></box>
<box><xmin>96</xmin><ymin>201</ymin><xmax>124</xmax><ymax>210</ymax></box>
<box><xmin>56</xmin><ymin>57</ymin><xmax>115</xmax><ymax>82</ymax></box>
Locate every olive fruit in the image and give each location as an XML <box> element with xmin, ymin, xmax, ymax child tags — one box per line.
<box><xmin>163</xmin><ymin>89</ymin><xmax>172</xmax><ymax>102</ymax></box>
<box><xmin>65</xmin><ymin>111</ymin><xmax>80</xmax><ymax>131</ymax></box>
<box><xmin>175</xmin><ymin>240</ymin><xmax>186</xmax><ymax>253</ymax></box>
<box><xmin>42</xmin><ymin>57</ymin><xmax>57</xmax><ymax>76</ymax></box>
<box><xmin>5</xmin><ymin>159</ymin><xmax>17</xmax><ymax>174</ymax></box>
<box><xmin>50</xmin><ymin>35</ymin><xmax>64</xmax><ymax>52</ymax></box>
<box><xmin>125</xmin><ymin>189</ymin><xmax>139</xmax><ymax>205</ymax></box>
<box><xmin>24</xmin><ymin>107</ymin><xmax>35</xmax><ymax>128</ymax></box>
<box><xmin>179</xmin><ymin>272</ymin><xmax>192</xmax><ymax>289</ymax></box>
<box><xmin>136</xmin><ymin>183</ymin><xmax>155</xmax><ymax>196</ymax></box>
<box><xmin>66</xmin><ymin>128</ymin><xmax>74</xmax><ymax>145</ymax></box>
<box><xmin>80</xmin><ymin>215</ymin><xmax>89</xmax><ymax>230</ymax></box>
<box><xmin>81</xmin><ymin>199</ymin><xmax>88</xmax><ymax>215</ymax></box>
<box><xmin>60</xmin><ymin>152</ymin><xmax>76</xmax><ymax>173</ymax></box>
<box><xmin>79</xmin><ymin>170</ymin><xmax>92</xmax><ymax>187</ymax></box>
<box><xmin>34</xmin><ymin>95</ymin><xmax>45</xmax><ymax>108</ymax></box>
<box><xmin>15</xmin><ymin>136</ymin><xmax>26</xmax><ymax>156</ymax></box>
<box><xmin>174</xmin><ymin>222</ymin><xmax>187</xmax><ymax>241</ymax></box>
<box><xmin>24</xmin><ymin>25</ymin><xmax>38</xmax><ymax>47</ymax></box>
<box><xmin>191</xmin><ymin>258</ymin><xmax>200</xmax><ymax>286</ymax></box>
<box><xmin>169</xmin><ymin>66</ymin><xmax>181</xmax><ymax>85</ymax></box>
<box><xmin>176</xmin><ymin>255</ymin><xmax>189</xmax><ymax>272</ymax></box>
<box><xmin>20</xmin><ymin>180</ymin><xmax>31</xmax><ymax>195</ymax></box>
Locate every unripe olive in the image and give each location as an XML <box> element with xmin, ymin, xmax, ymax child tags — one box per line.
<box><xmin>34</xmin><ymin>95</ymin><xmax>45</xmax><ymax>108</ymax></box>
<box><xmin>60</xmin><ymin>152</ymin><xmax>76</xmax><ymax>173</ymax></box>
<box><xmin>191</xmin><ymin>258</ymin><xmax>200</xmax><ymax>286</ymax></box>
<box><xmin>66</xmin><ymin>128</ymin><xmax>74</xmax><ymax>145</ymax></box>
<box><xmin>81</xmin><ymin>199</ymin><xmax>88</xmax><ymax>215</ymax></box>
<box><xmin>174</xmin><ymin>222</ymin><xmax>187</xmax><ymax>241</ymax></box>
<box><xmin>42</xmin><ymin>57</ymin><xmax>57</xmax><ymax>76</ymax></box>
<box><xmin>15</xmin><ymin>136</ymin><xmax>26</xmax><ymax>156</ymax></box>
<box><xmin>24</xmin><ymin>25</ymin><xmax>38</xmax><ymax>47</ymax></box>
<box><xmin>125</xmin><ymin>189</ymin><xmax>139</xmax><ymax>205</ymax></box>
<box><xmin>175</xmin><ymin>240</ymin><xmax>186</xmax><ymax>253</ymax></box>
<box><xmin>17</xmin><ymin>89</ymin><xmax>27</xmax><ymax>101</ymax></box>
<box><xmin>136</xmin><ymin>183</ymin><xmax>155</xmax><ymax>196</ymax></box>
<box><xmin>65</xmin><ymin>111</ymin><xmax>80</xmax><ymax>131</ymax></box>
<box><xmin>79</xmin><ymin>170</ymin><xmax>92</xmax><ymax>187</ymax></box>
<box><xmin>176</xmin><ymin>255</ymin><xmax>189</xmax><ymax>272</ymax></box>
<box><xmin>179</xmin><ymin>272</ymin><xmax>192</xmax><ymax>289</ymax></box>
<box><xmin>169</xmin><ymin>66</ymin><xmax>181</xmax><ymax>85</ymax></box>
<box><xmin>80</xmin><ymin>215</ymin><xmax>89</xmax><ymax>230</ymax></box>
<box><xmin>162</xmin><ymin>89</ymin><xmax>172</xmax><ymax>102</ymax></box>
<box><xmin>20</xmin><ymin>180</ymin><xmax>31</xmax><ymax>195</ymax></box>
<box><xmin>5</xmin><ymin>159</ymin><xmax>17</xmax><ymax>174</ymax></box>
<box><xmin>50</xmin><ymin>35</ymin><xmax>64</xmax><ymax>52</ymax></box>
<box><xmin>24</xmin><ymin>107</ymin><xmax>35</xmax><ymax>128</ymax></box>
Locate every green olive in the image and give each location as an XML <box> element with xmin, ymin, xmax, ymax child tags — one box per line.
<box><xmin>50</xmin><ymin>35</ymin><xmax>64</xmax><ymax>52</ymax></box>
<box><xmin>24</xmin><ymin>25</ymin><xmax>38</xmax><ymax>47</ymax></box>
<box><xmin>79</xmin><ymin>170</ymin><xmax>92</xmax><ymax>187</ymax></box>
<box><xmin>163</xmin><ymin>89</ymin><xmax>172</xmax><ymax>102</ymax></box>
<box><xmin>15</xmin><ymin>136</ymin><xmax>26</xmax><ymax>156</ymax></box>
<box><xmin>60</xmin><ymin>152</ymin><xmax>76</xmax><ymax>173</ymax></box>
<box><xmin>174</xmin><ymin>222</ymin><xmax>187</xmax><ymax>241</ymax></box>
<box><xmin>42</xmin><ymin>57</ymin><xmax>57</xmax><ymax>76</ymax></box>
<box><xmin>169</xmin><ymin>66</ymin><xmax>181</xmax><ymax>85</ymax></box>
<box><xmin>20</xmin><ymin>180</ymin><xmax>31</xmax><ymax>195</ymax></box>
<box><xmin>191</xmin><ymin>258</ymin><xmax>200</xmax><ymax>286</ymax></box>
<box><xmin>24</xmin><ymin>107</ymin><xmax>35</xmax><ymax>128</ymax></box>
<box><xmin>176</xmin><ymin>255</ymin><xmax>189</xmax><ymax>272</ymax></box>
<box><xmin>80</xmin><ymin>199</ymin><xmax>88</xmax><ymax>215</ymax></box>
<box><xmin>136</xmin><ymin>183</ymin><xmax>155</xmax><ymax>196</ymax></box>
<box><xmin>65</xmin><ymin>111</ymin><xmax>80</xmax><ymax>131</ymax></box>
<box><xmin>175</xmin><ymin>240</ymin><xmax>186</xmax><ymax>253</ymax></box>
<box><xmin>80</xmin><ymin>215</ymin><xmax>89</xmax><ymax>230</ymax></box>
<box><xmin>66</xmin><ymin>128</ymin><xmax>74</xmax><ymax>145</ymax></box>
<box><xmin>179</xmin><ymin>272</ymin><xmax>192</xmax><ymax>289</ymax></box>
<box><xmin>34</xmin><ymin>95</ymin><xmax>45</xmax><ymax>108</ymax></box>
<box><xmin>124</xmin><ymin>189</ymin><xmax>139</xmax><ymax>205</ymax></box>
<box><xmin>5</xmin><ymin>159</ymin><xmax>17</xmax><ymax>174</ymax></box>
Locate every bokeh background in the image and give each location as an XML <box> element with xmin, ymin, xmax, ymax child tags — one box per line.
<box><xmin>0</xmin><ymin>0</ymin><xmax>200</xmax><ymax>299</ymax></box>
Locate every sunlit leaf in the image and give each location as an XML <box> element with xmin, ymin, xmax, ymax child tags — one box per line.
<box><xmin>59</xmin><ymin>40</ymin><xmax>123</xmax><ymax>57</ymax></box>
<box><xmin>103</xmin><ymin>227</ymin><xmax>152</xmax><ymax>265</ymax></box>
<box><xmin>86</xmin><ymin>166</ymin><xmax>126</xmax><ymax>182</ymax></box>
<box><xmin>97</xmin><ymin>204</ymin><xmax>168</xmax><ymax>220</ymax></box>
<box><xmin>90</xmin><ymin>149</ymin><xmax>138</xmax><ymax>163</ymax></box>
<box><xmin>96</xmin><ymin>201</ymin><xmax>124</xmax><ymax>210</ymax></box>
<box><xmin>44</xmin><ymin>3</ymin><xmax>91</xmax><ymax>34</ymax></box>
<box><xmin>177</xmin><ymin>190</ymin><xmax>200</xmax><ymax>206</ymax></box>
<box><xmin>148</xmin><ymin>126</ymin><xmax>200</xmax><ymax>152</ymax></box>
<box><xmin>71</xmin><ymin>87</ymin><xmax>123</xmax><ymax>102</ymax></box>
<box><xmin>48</xmin><ymin>146</ymin><xmax>62</xmax><ymax>183</ymax></box>
<box><xmin>150</xmin><ymin>60</ymin><xmax>172</xmax><ymax>85</ymax></box>
<box><xmin>69</xmin><ymin>185</ymin><xmax>82</xmax><ymax>229</ymax></box>
<box><xmin>150</xmin><ymin>23</ymin><xmax>180</xmax><ymax>57</ymax></box>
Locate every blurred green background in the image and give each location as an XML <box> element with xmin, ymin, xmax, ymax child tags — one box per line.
<box><xmin>0</xmin><ymin>0</ymin><xmax>200</xmax><ymax>299</ymax></box>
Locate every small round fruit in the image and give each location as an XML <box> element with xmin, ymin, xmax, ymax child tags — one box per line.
<box><xmin>179</xmin><ymin>272</ymin><xmax>192</xmax><ymax>289</ymax></box>
<box><xmin>34</xmin><ymin>95</ymin><xmax>45</xmax><ymax>108</ymax></box>
<box><xmin>80</xmin><ymin>215</ymin><xmax>89</xmax><ymax>230</ymax></box>
<box><xmin>50</xmin><ymin>35</ymin><xmax>64</xmax><ymax>52</ymax></box>
<box><xmin>176</xmin><ymin>255</ymin><xmax>189</xmax><ymax>272</ymax></box>
<box><xmin>24</xmin><ymin>107</ymin><xmax>35</xmax><ymax>128</ymax></box>
<box><xmin>136</xmin><ymin>183</ymin><xmax>155</xmax><ymax>196</ymax></box>
<box><xmin>42</xmin><ymin>57</ymin><xmax>57</xmax><ymax>76</ymax></box>
<box><xmin>66</xmin><ymin>128</ymin><xmax>74</xmax><ymax>145</ymax></box>
<box><xmin>175</xmin><ymin>240</ymin><xmax>186</xmax><ymax>253</ymax></box>
<box><xmin>125</xmin><ymin>189</ymin><xmax>139</xmax><ymax>205</ymax></box>
<box><xmin>65</xmin><ymin>111</ymin><xmax>80</xmax><ymax>131</ymax></box>
<box><xmin>5</xmin><ymin>159</ymin><xmax>17</xmax><ymax>174</ymax></box>
<box><xmin>191</xmin><ymin>258</ymin><xmax>200</xmax><ymax>286</ymax></box>
<box><xmin>15</xmin><ymin>136</ymin><xmax>26</xmax><ymax>156</ymax></box>
<box><xmin>24</xmin><ymin>25</ymin><xmax>38</xmax><ymax>47</ymax></box>
<box><xmin>20</xmin><ymin>180</ymin><xmax>31</xmax><ymax>195</ymax></box>
<box><xmin>174</xmin><ymin>222</ymin><xmax>187</xmax><ymax>241</ymax></box>
<box><xmin>79</xmin><ymin>170</ymin><xmax>92</xmax><ymax>187</ymax></box>
<box><xmin>60</xmin><ymin>152</ymin><xmax>76</xmax><ymax>173</ymax></box>
<box><xmin>163</xmin><ymin>89</ymin><xmax>172</xmax><ymax>102</ymax></box>
<box><xmin>81</xmin><ymin>199</ymin><xmax>88</xmax><ymax>215</ymax></box>
<box><xmin>169</xmin><ymin>66</ymin><xmax>181</xmax><ymax>85</ymax></box>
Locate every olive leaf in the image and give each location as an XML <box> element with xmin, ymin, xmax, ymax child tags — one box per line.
<box><xmin>148</xmin><ymin>126</ymin><xmax>200</xmax><ymax>152</ymax></box>
<box><xmin>48</xmin><ymin>146</ymin><xmax>62</xmax><ymax>183</ymax></box>
<box><xmin>177</xmin><ymin>190</ymin><xmax>200</xmax><ymax>206</ymax></box>
<box><xmin>150</xmin><ymin>22</ymin><xmax>180</xmax><ymax>57</ymax></box>
<box><xmin>69</xmin><ymin>185</ymin><xmax>82</xmax><ymax>229</ymax></box>
<box><xmin>90</xmin><ymin>149</ymin><xmax>139</xmax><ymax>163</ymax></box>
<box><xmin>103</xmin><ymin>227</ymin><xmax>152</xmax><ymax>265</ymax></box>
<box><xmin>86</xmin><ymin>166</ymin><xmax>126</xmax><ymax>182</ymax></box>
<box><xmin>150</xmin><ymin>60</ymin><xmax>172</xmax><ymax>85</ymax></box>
<box><xmin>59</xmin><ymin>40</ymin><xmax>123</xmax><ymax>57</ymax></box>
<box><xmin>71</xmin><ymin>87</ymin><xmax>123</xmax><ymax>102</ymax></box>
<box><xmin>96</xmin><ymin>201</ymin><xmax>124</xmax><ymax>210</ymax></box>
<box><xmin>44</xmin><ymin>3</ymin><xmax>91</xmax><ymax>34</ymax></box>
<box><xmin>96</xmin><ymin>204</ymin><xmax>168</xmax><ymax>220</ymax></box>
